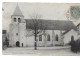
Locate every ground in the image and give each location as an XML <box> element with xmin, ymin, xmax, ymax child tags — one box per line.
<box><xmin>2</xmin><ymin>46</ymin><xmax>80</xmax><ymax>56</ymax></box>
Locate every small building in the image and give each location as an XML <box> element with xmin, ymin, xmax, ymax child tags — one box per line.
<box><xmin>2</xmin><ymin>30</ymin><xmax>9</xmax><ymax>47</ymax></box>
<box><xmin>63</xmin><ymin>23</ymin><xmax>80</xmax><ymax>45</ymax></box>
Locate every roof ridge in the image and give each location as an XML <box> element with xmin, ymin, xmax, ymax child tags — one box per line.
<box><xmin>25</xmin><ymin>19</ymin><xmax>73</xmax><ymax>21</ymax></box>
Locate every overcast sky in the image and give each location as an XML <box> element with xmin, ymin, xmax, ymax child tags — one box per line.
<box><xmin>2</xmin><ymin>2</ymin><xmax>80</xmax><ymax>32</ymax></box>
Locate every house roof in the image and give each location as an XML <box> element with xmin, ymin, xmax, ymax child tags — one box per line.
<box><xmin>12</xmin><ymin>4</ymin><xmax>24</xmax><ymax>17</ymax></box>
<box><xmin>25</xmin><ymin>19</ymin><xmax>76</xmax><ymax>30</ymax></box>
<box><xmin>77</xmin><ymin>23</ymin><xmax>80</xmax><ymax>27</ymax></box>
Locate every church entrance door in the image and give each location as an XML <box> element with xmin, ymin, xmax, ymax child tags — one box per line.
<box><xmin>16</xmin><ymin>41</ymin><xmax>20</xmax><ymax>47</ymax></box>
<box><xmin>22</xmin><ymin>43</ymin><xmax>23</xmax><ymax>47</ymax></box>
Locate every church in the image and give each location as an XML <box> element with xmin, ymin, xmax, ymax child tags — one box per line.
<box><xmin>9</xmin><ymin>5</ymin><xmax>80</xmax><ymax>47</ymax></box>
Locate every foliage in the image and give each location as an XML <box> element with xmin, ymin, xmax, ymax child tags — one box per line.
<box><xmin>2</xmin><ymin>37</ymin><xmax>9</xmax><ymax>50</ymax></box>
<box><xmin>69</xmin><ymin>38</ymin><xmax>80</xmax><ymax>53</ymax></box>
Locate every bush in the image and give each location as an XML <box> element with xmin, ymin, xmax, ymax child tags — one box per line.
<box><xmin>70</xmin><ymin>39</ymin><xmax>80</xmax><ymax>53</ymax></box>
<box><xmin>2</xmin><ymin>45</ymin><xmax>7</xmax><ymax>50</ymax></box>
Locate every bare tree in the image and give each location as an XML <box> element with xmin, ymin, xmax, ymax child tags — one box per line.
<box><xmin>28</xmin><ymin>13</ymin><xmax>47</xmax><ymax>50</ymax></box>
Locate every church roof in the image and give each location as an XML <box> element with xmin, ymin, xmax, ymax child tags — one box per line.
<box><xmin>12</xmin><ymin>4</ymin><xmax>24</xmax><ymax>17</ymax></box>
<box><xmin>25</xmin><ymin>19</ymin><xmax>76</xmax><ymax>30</ymax></box>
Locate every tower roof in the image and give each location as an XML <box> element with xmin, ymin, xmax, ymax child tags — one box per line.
<box><xmin>12</xmin><ymin>4</ymin><xmax>24</xmax><ymax>17</ymax></box>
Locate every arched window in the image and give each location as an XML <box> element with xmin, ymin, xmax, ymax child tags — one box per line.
<box><xmin>55</xmin><ymin>35</ymin><xmax>58</xmax><ymax>41</ymax></box>
<box><xmin>71</xmin><ymin>35</ymin><xmax>74</xmax><ymax>41</ymax></box>
<box><xmin>47</xmin><ymin>35</ymin><xmax>50</xmax><ymax>41</ymax></box>
<box><xmin>14</xmin><ymin>18</ymin><xmax>16</xmax><ymax>22</ymax></box>
<box><xmin>39</xmin><ymin>35</ymin><xmax>42</xmax><ymax>41</ymax></box>
<box><xmin>18</xmin><ymin>18</ymin><xmax>21</xmax><ymax>22</ymax></box>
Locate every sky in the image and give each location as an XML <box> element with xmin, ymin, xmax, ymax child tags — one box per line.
<box><xmin>2</xmin><ymin>2</ymin><xmax>80</xmax><ymax>32</ymax></box>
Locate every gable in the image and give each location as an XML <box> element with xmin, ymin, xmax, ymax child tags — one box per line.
<box><xmin>63</xmin><ymin>29</ymin><xmax>77</xmax><ymax>35</ymax></box>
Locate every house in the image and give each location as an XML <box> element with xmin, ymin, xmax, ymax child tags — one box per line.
<box><xmin>9</xmin><ymin>4</ymin><xmax>78</xmax><ymax>47</ymax></box>
<box><xmin>77</xmin><ymin>23</ymin><xmax>80</xmax><ymax>38</ymax></box>
<box><xmin>2</xmin><ymin>30</ymin><xmax>7</xmax><ymax>43</ymax></box>
<box><xmin>2</xmin><ymin>30</ymin><xmax>9</xmax><ymax>47</ymax></box>
<box><xmin>63</xmin><ymin>23</ymin><xmax>80</xmax><ymax>45</ymax></box>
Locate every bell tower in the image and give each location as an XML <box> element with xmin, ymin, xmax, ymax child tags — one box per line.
<box><xmin>9</xmin><ymin>4</ymin><xmax>24</xmax><ymax>47</ymax></box>
<box><xmin>11</xmin><ymin>4</ymin><xmax>24</xmax><ymax>23</ymax></box>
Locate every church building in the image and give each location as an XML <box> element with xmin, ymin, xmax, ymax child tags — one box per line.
<box><xmin>9</xmin><ymin>5</ymin><xmax>80</xmax><ymax>47</ymax></box>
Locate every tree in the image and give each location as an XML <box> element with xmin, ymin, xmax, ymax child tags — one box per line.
<box><xmin>5</xmin><ymin>37</ymin><xmax>9</xmax><ymax>47</ymax></box>
<box><xmin>69</xmin><ymin>37</ymin><xmax>80</xmax><ymax>53</ymax></box>
<box><xmin>28</xmin><ymin>13</ymin><xmax>47</xmax><ymax>50</ymax></box>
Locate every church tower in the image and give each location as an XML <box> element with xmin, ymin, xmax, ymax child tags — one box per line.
<box><xmin>9</xmin><ymin>4</ymin><xmax>24</xmax><ymax>47</ymax></box>
<box><xmin>11</xmin><ymin>4</ymin><xmax>24</xmax><ymax>23</ymax></box>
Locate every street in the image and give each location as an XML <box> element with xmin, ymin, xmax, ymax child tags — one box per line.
<box><xmin>2</xmin><ymin>46</ymin><xmax>80</xmax><ymax>56</ymax></box>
